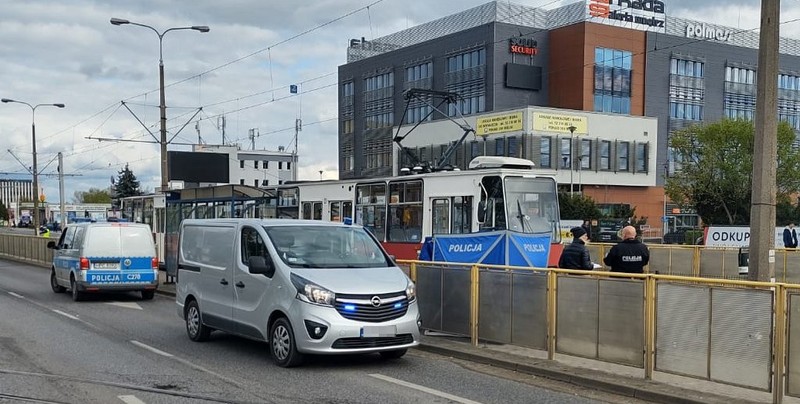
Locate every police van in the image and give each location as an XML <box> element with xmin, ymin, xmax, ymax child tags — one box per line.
<box><xmin>176</xmin><ymin>219</ymin><xmax>420</xmax><ymax>367</ymax></box>
<box><xmin>47</xmin><ymin>222</ymin><xmax>159</xmax><ymax>301</ymax></box>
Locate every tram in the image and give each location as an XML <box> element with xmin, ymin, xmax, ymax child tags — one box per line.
<box><xmin>122</xmin><ymin>156</ymin><xmax>562</xmax><ymax>270</ymax></box>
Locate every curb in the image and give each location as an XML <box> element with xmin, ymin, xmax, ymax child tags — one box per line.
<box><xmin>414</xmin><ymin>343</ymin><xmax>759</xmax><ymax>404</ymax></box>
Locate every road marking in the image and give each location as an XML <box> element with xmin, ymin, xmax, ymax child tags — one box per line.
<box><xmin>8</xmin><ymin>292</ymin><xmax>23</xmax><ymax>298</ymax></box>
<box><xmin>368</xmin><ymin>373</ymin><xmax>483</xmax><ymax>404</ymax></box>
<box><xmin>130</xmin><ymin>340</ymin><xmax>173</xmax><ymax>357</ymax></box>
<box><xmin>52</xmin><ymin>309</ymin><xmax>80</xmax><ymax>321</ymax></box>
<box><xmin>106</xmin><ymin>302</ymin><xmax>143</xmax><ymax>310</ymax></box>
<box><xmin>118</xmin><ymin>395</ymin><xmax>146</xmax><ymax>404</ymax></box>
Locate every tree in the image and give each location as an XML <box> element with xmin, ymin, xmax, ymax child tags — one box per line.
<box><xmin>73</xmin><ymin>188</ymin><xmax>112</xmax><ymax>203</ymax></box>
<box><xmin>114</xmin><ymin>164</ymin><xmax>142</xmax><ymax>199</ymax></box>
<box><xmin>666</xmin><ymin>120</ymin><xmax>800</xmax><ymax>225</ymax></box>
<box><xmin>558</xmin><ymin>192</ymin><xmax>601</xmax><ymax>220</ymax></box>
<box><xmin>0</xmin><ymin>201</ymin><xmax>8</xmax><ymax>221</ymax></box>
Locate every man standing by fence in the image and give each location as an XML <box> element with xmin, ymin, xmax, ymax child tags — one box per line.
<box><xmin>604</xmin><ymin>226</ymin><xmax>649</xmax><ymax>273</ymax></box>
<box><xmin>784</xmin><ymin>222</ymin><xmax>798</xmax><ymax>249</ymax></box>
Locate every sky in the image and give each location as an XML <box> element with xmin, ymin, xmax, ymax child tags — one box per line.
<box><xmin>2</xmin><ymin>0</ymin><xmax>800</xmax><ymax>204</ymax></box>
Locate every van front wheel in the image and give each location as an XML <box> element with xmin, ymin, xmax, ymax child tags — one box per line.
<box><xmin>185</xmin><ymin>300</ymin><xmax>211</xmax><ymax>342</ymax></box>
<box><xmin>51</xmin><ymin>269</ymin><xmax>65</xmax><ymax>293</ymax></box>
<box><xmin>270</xmin><ymin>317</ymin><xmax>304</xmax><ymax>367</ymax></box>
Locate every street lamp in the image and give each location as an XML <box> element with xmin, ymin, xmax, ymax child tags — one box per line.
<box><xmin>110</xmin><ymin>18</ymin><xmax>209</xmax><ymax>192</ymax></box>
<box><xmin>1</xmin><ymin>98</ymin><xmax>65</xmax><ymax>235</ymax></box>
<box><xmin>568</xmin><ymin>125</ymin><xmax>577</xmax><ymax>196</ymax></box>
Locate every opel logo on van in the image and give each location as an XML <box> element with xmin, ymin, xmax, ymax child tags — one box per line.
<box><xmin>371</xmin><ymin>296</ymin><xmax>382</xmax><ymax>307</ymax></box>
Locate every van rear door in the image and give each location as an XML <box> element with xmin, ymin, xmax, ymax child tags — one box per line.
<box><xmin>82</xmin><ymin>224</ymin><xmax>157</xmax><ymax>285</ymax></box>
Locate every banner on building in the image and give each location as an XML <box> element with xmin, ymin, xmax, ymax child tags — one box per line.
<box><xmin>476</xmin><ymin>112</ymin><xmax>524</xmax><ymax>136</ymax></box>
<box><xmin>533</xmin><ymin>112</ymin><xmax>587</xmax><ymax>134</ymax></box>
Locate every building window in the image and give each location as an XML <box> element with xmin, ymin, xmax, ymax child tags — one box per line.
<box><xmin>560</xmin><ymin>138</ymin><xmax>571</xmax><ymax>169</ymax></box>
<box><xmin>262</xmin><ymin>161</ymin><xmax>268</xmax><ymax>169</ymax></box>
<box><xmin>495</xmin><ymin>138</ymin><xmax>505</xmax><ymax>156</ymax></box>
<box><xmin>364</xmin><ymin>72</ymin><xmax>393</xmax><ymax>91</ymax></box>
<box><xmin>239</xmin><ymin>160</ymin><xmax>244</xmax><ymax>169</ymax></box>
<box><xmin>342</xmin><ymin>119</ymin><xmax>353</xmax><ymax>134</ymax></box>
<box><xmin>507</xmin><ymin>137</ymin><xmax>518</xmax><ymax>157</ymax></box>
<box><xmin>670</xmin><ymin>102</ymin><xmax>703</xmax><ymax>120</ymax></box>
<box><xmin>580</xmin><ymin>139</ymin><xmax>591</xmax><ymax>169</ymax></box>
<box><xmin>446</xmin><ymin>48</ymin><xmax>486</xmax><ymax>117</ymax></box>
<box><xmin>406</xmin><ymin>105</ymin><xmax>432</xmax><ymax>124</ymax></box>
<box><xmin>600</xmin><ymin>140</ymin><xmax>611</xmax><ymax>170</ymax></box>
<box><xmin>779</xmin><ymin>73</ymin><xmax>800</xmax><ymax>90</ymax></box>
<box><xmin>636</xmin><ymin>143</ymin><xmax>648</xmax><ymax>172</ymax></box>
<box><xmin>540</xmin><ymin>137</ymin><xmax>551</xmax><ymax>169</ymax></box>
<box><xmin>446</xmin><ymin>49</ymin><xmax>485</xmax><ymax>73</ymax></box>
<box><xmin>254</xmin><ymin>160</ymin><xmax>258</xmax><ymax>169</ymax></box>
<box><xmin>593</xmin><ymin>47</ymin><xmax>632</xmax><ymax>114</ymax></box>
<box><xmin>406</xmin><ymin>62</ymin><xmax>432</xmax><ymax>81</ymax></box>
<box><xmin>240</xmin><ymin>179</ymin><xmax>245</xmax><ymax>185</ymax></box>
<box><xmin>262</xmin><ymin>179</ymin><xmax>269</xmax><ymax>186</ymax></box>
<box><xmin>725</xmin><ymin>66</ymin><xmax>756</xmax><ymax>85</ymax></box>
<box><xmin>254</xmin><ymin>179</ymin><xmax>258</xmax><ymax>187</ymax></box>
<box><xmin>670</xmin><ymin>58</ymin><xmax>704</xmax><ymax>78</ymax></box>
<box><xmin>287</xmin><ymin>162</ymin><xmax>291</xmax><ymax>170</ymax></box>
<box><xmin>364</xmin><ymin>71</ymin><xmax>394</xmax><ymax>129</ymax></box>
<box><xmin>342</xmin><ymin>82</ymin><xmax>354</xmax><ymax>97</ymax></box>
<box><xmin>279</xmin><ymin>162</ymin><xmax>283</xmax><ymax>170</ymax></box>
<box><xmin>617</xmin><ymin>142</ymin><xmax>630</xmax><ymax>171</ymax></box>
<box><xmin>470</xmin><ymin>141</ymin><xmax>480</xmax><ymax>159</ymax></box>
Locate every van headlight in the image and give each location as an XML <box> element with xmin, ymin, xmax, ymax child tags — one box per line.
<box><xmin>405</xmin><ymin>281</ymin><xmax>416</xmax><ymax>302</ymax></box>
<box><xmin>291</xmin><ymin>274</ymin><xmax>335</xmax><ymax>306</ymax></box>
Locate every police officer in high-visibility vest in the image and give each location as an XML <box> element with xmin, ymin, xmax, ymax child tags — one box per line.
<box><xmin>39</xmin><ymin>226</ymin><xmax>50</xmax><ymax>238</ymax></box>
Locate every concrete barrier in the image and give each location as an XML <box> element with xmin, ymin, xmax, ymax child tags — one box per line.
<box><xmin>0</xmin><ymin>233</ymin><xmax>53</xmax><ymax>268</ymax></box>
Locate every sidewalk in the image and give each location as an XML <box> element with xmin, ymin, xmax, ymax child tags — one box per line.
<box><xmin>155</xmin><ymin>271</ymin><xmax>768</xmax><ymax>404</ymax></box>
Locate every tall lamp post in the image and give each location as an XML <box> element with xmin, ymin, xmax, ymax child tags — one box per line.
<box><xmin>110</xmin><ymin>18</ymin><xmax>209</xmax><ymax>192</ymax></box>
<box><xmin>567</xmin><ymin>125</ymin><xmax>577</xmax><ymax>195</ymax></box>
<box><xmin>1</xmin><ymin>98</ymin><xmax>65</xmax><ymax>235</ymax></box>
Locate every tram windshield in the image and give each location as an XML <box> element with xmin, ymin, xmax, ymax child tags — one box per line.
<box><xmin>504</xmin><ymin>177</ymin><xmax>560</xmax><ymax>241</ymax></box>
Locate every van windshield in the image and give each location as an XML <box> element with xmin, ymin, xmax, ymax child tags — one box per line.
<box><xmin>84</xmin><ymin>226</ymin><xmax>155</xmax><ymax>257</ymax></box>
<box><xmin>263</xmin><ymin>225</ymin><xmax>391</xmax><ymax>268</ymax></box>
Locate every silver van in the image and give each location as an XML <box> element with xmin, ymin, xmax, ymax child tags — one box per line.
<box><xmin>176</xmin><ymin>219</ymin><xmax>420</xmax><ymax>367</ymax></box>
<box><xmin>47</xmin><ymin>222</ymin><xmax>159</xmax><ymax>301</ymax></box>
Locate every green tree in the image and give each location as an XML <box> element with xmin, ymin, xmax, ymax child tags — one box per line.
<box><xmin>114</xmin><ymin>164</ymin><xmax>142</xmax><ymax>198</ymax></box>
<box><xmin>73</xmin><ymin>188</ymin><xmax>112</xmax><ymax>203</ymax></box>
<box><xmin>0</xmin><ymin>201</ymin><xmax>8</xmax><ymax>221</ymax></box>
<box><xmin>558</xmin><ymin>192</ymin><xmax>601</xmax><ymax>220</ymax></box>
<box><xmin>666</xmin><ymin>120</ymin><xmax>800</xmax><ymax>225</ymax></box>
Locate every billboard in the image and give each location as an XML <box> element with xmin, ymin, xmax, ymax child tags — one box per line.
<box><xmin>168</xmin><ymin>151</ymin><xmax>230</xmax><ymax>184</ymax></box>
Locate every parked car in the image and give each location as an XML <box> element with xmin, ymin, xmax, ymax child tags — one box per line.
<box><xmin>176</xmin><ymin>219</ymin><xmax>420</xmax><ymax>367</ymax></box>
<box><xmin>47</xmin><ymin>222</ymin><xmax>159</xmax><ymax>301</ymax></box>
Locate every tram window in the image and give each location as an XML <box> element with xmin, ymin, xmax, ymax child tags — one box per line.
<box><xmin>343</xmin><ymin>201</ymin><xmax>353</xmax><ymax>221</ymax></box>
<box><xmin>302</xmin><ymin>202</ymin><xmax>313</xmax><ymax>220</ymax></box>
<box><xmin>479</xmin><ymin>176</ymin><xmax>505</xmax><ymax>231</ymax></box>
<box><xmin>452</xmin><ymin>196</ymin><xmax>472</xmax><ymax>234</ymax></box>
<box><xmin>432</xmin><ymin>199</ymin><xmax>450</xmax><ymax>235</ymax></box>
<box><xmin>313</xmin><ymin>202</ymin><xmax>322</xmax><ymax>220</ymax></box>
<box><xmin>388</xmin><ymin>180</ymin><xmax>423</xmax><ymax>242</ymax></box>
<box><xmin>330</xmin><ymin>202</ymin><xmax>340</xmax><ymax>222</ymax></box>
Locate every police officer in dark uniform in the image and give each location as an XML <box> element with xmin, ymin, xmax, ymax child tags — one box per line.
<box><xmin>558</xmin><ymin>226</ymin><xmax>594</xmax><ymax>270</ymax></box>
<box><xmin>604</xmin><ymin>226</ymin><xmax>649</xmax><ymax>273</ymax></box>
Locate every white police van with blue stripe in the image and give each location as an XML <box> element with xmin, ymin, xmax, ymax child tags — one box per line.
<box><xmin>48</xmin><ymin>222</ymin><xmax>159</xmax><ymax>301</ymax></box>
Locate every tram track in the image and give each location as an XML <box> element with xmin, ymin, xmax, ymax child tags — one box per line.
<box><xmin>0</xmin><ymin>368</ymin><xmax>265</xmax><ymax>404</ymax></box>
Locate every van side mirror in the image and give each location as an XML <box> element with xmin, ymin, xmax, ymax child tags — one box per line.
<box><xmin>248</xmin><ymin>256</ymin><xmax>275</xmax><ymax>278</ymax></box>
<box><xmin>477</xmin><ymin>201</ymin><xmax>486</xmax><ymax>224</ymax></box>
<box><xmin>47</xmin><ymin>241</ymin><xmax>57</xmax><ymax>249</ymax></box>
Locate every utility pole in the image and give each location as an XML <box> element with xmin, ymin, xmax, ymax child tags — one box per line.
<box><xmin>249</xmin><ymin>128</ymin><xmax>258</xmax><ymax>150</ymax></box>
<box><xmin>219</xmin><ymin>115</ymin><xmax>226</xmax><ymax>145</ymax></box>
<box><xmin>58</xmin><ymin>152</ymin><xmax>65</xmax><ymax>227</ymax></box>
<box><xmin>749</xmin><ymin>0</ymin><xmax>780</xmax><ymax>282</ymax></box>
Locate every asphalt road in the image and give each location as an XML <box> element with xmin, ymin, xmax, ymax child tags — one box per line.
<box><xmin>0</xmin><ymin>259</ymin><xmax>629</xmax><ymax>404</ymax></box>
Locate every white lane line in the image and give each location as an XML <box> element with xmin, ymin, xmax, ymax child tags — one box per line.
<box><xmin>368</xmin><ymin>373</ymin><xmax>483</xmax><ymax>404</ymax></box>
<box><xmin>118</xmin><ymin>395</ymin><xmax>146</xmax><ymax>404</ymax></box>
<box><xmin>8</xmin><ymin>292</ymin><xmax>23</xmax><ymax>298</ymax></box>
<box><xmin>106</xmin><ymin>302</ymin><xmax>143</xmax><ymax>310</ymax></box>
<box><xmin>130</xmin><ymin>340</ymin><xmax>173</xmax><ymax>358</ymax></box>
<box><xmin>52</xmin><ymin>309</ymin><xmax>80</xmax><ymax>321</ymax></box>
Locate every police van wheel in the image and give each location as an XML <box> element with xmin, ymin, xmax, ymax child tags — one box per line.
<box><xmin>141</xmin><ymin>290</ymin><xmax>155</xmax><ymax>300</ymax></box>
<box><xmin>70</xmin><ymin>277</ymin><xmax>83</xmax><ymax>302</ymax></box>
<box><xmin>270</xmin><ymin>317</ymin><xmax>304</xmax><ymax>367</ymax></box>
<box><xmin>185</xmin><ymin>300</ymin><xmax>211</xmax><ymax>342</ymax></box>
<box><xmin>50</xmin><ymin>269</ymin><xmax>65</xmax><ymax>293</ymax></box>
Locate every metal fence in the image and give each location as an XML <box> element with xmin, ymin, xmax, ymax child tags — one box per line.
<box><xmin>405</xmin><ymin>259</ymin><xmax>800</xmax><ymax>403</ymax></box>
<box><xmin>0</xmin><ymin>233</ymin><xmax>53</xmax><ymax>267</ymax></box>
